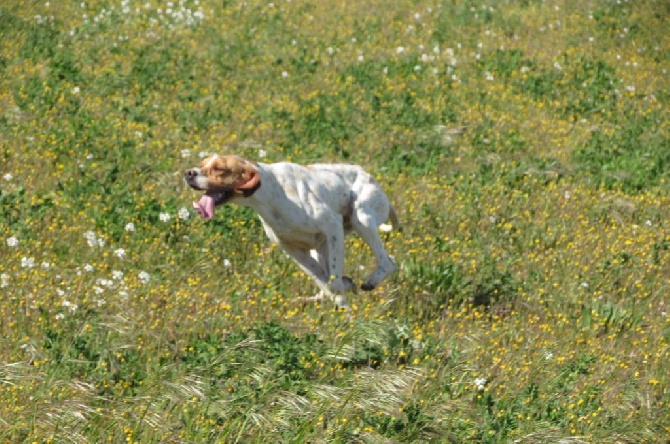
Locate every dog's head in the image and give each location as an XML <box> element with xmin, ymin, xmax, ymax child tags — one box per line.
<box><xmin>184</xmin><ymin>155</ymin><xmax>260</xmax><ymax>219</ymax></box>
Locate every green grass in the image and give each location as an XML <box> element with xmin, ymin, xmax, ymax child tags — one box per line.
<box><xmin>1</xmin><ymin>0</ymin><xmax>669</xmax><ymax>442</ymax></box>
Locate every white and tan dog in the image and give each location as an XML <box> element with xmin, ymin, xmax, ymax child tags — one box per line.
<box><xmin>184</xmin><ymin>155</ymin><xmax>398</xmax><ymax>308</ymax></box>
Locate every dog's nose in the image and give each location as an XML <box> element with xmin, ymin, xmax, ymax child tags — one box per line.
<box><xmin>184</xmin><ymin>169</ymin><xmax>197</xmax><ymax>180</ymax></box>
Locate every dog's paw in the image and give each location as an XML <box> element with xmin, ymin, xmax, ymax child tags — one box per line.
<box><xmin>329</xmin><ymin>276</ymin><xmax>354</xmax><ymax>293</ymax></box>
<box><xmin>333</xmin><ymin>294</ymin><xmax>349</xmax><ymax>310</ymax></box>
<box><xmin>361</xmin><ymin>261</ymin><xmax>397</xmax><ymax>291</ymax></box>
<box><xmin>361</xmin><ymin>282</ymin><xmax>376</xmax><ymax>291</ymax></box>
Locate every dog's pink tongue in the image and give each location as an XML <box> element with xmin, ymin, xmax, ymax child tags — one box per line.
<box><xmin>193</xmin><ymin>194</ymin><xmax>216</xmax><ymax>220</ymax></box>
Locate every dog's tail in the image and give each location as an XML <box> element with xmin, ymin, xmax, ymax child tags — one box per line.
<box><xmin>379</xmin><ymin>205</ymin><xmax>400</xmax><ymax>232</ymax></box>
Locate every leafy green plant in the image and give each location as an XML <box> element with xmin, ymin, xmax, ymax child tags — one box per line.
<box><xmin>574</xmin><ymin>110</ymin><xmax>670</xmax><ymax>190</ymax></box>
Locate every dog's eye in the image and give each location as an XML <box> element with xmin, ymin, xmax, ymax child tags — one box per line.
<box><xmin>213</xmin><ymin>168</ymin><xmax>229</xmax><ymax>176</ymax></box>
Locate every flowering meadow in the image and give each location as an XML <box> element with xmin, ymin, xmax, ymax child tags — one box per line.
<box><xmin>1</xmin><ymin>0</ymin><xmax>669</xmax><ymax>442</ymax></box>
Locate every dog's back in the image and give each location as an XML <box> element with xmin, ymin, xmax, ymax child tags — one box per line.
<box><xmin>307</xmin><ymin>163</ymin><xmax>375</xmax><ymax>188</ymax></box>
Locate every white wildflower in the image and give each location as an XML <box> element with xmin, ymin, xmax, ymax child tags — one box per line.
<box><xmin>114</xmin><ymin>248</ymin><xmax>126</xmax><ymax>259</ymax></box>
<box><xmin>125</xmin><ymin>222</ymin><xmax>136</xmax><ymax>232</ymax></box>
<box><xmin>84</xmin><ymin>230</ymin><xmax>102</xmax><ymax>247</ymax></box>
<box><xmin>3</xmin><ymin>173</ymin><xmax>12</xmax><ymax>181</ymax></box>
<box><xmin>159</xmin><ymin>212</ymin><xmax>171</xmax><ymax>222</ymax></box>
<box><xmin>112</xmin><ymin>270</ymin><xmax>124</xmax><ymax>280</ymax></box>
<box><xmin>474</xmin><ymin>377</ymin><xmax>487</xmax><ymax>390</ymax></box>
<box><xmin>258</xmin><ymin>149</ymin><xmax>267</xmax><ymax>159</ymax></box>
<box><xmin>62</xmin><ymin>300</ymin><xmax>77</xmax><ymax>312</ymax></box>
<box><xmin>138</xmin><ymin>271</ymin><xmax>151</xmax><ymax>284</ymax></box>
<box><xmin>6</xmin><ymin>236</ymin><xmax>18</xmax><ymax>247</ymax></box>
<box><xmin>21</xmin><ymin>257</ymin><xmax>35</xmax><ymax>268</ymax></box>
<box><xmin>181</xmin><ymin>149</ymin><xmax>191</xmax><ymax>158</ymax></box>
<box><xmin>178</xmin><ymin>207</ymin><xmax>190</xmax><ymax>220</ymax></box>
<box><xmin>84</xmin><ymin>263</ymin><xmax>94</xmax><ymax>272</ymax></box>
<box><xmin>83</xmin><ymin>232</ymin><xmax>97</xmax><ymax>246</ymax></box>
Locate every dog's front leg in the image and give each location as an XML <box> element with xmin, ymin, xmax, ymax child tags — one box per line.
<box><xmin>322</xmin><ymin>215</ymin><xmax>349</xmax><ymax>294</ymax></box>
<box><xmin>310</xmin><ymin>246</ymin><xmax>354</xmax><ymax>303</ymax></box>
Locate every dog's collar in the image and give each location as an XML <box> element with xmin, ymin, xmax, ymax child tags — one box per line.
<box><xmin>242</xmin><ymin>179</ymin><xmax>261</xmax><ymax>197</ymax></box>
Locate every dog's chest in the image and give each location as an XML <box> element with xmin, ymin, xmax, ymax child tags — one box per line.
<box><xmin>259</xmin><ymin>212</ymin><xmax>326</xmax><ymax>250</ymax></box>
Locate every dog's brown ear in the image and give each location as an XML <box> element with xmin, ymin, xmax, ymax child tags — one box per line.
<box><xmin>236</xmin><ymin>166</ymin><xmax>260</xmax><ymax>191</ymax></box>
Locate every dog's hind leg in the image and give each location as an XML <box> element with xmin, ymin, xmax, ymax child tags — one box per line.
<box><xmin>352</xmin><ymin>203</ymin><xmax>397</xmax><ymax>291</ymax></box>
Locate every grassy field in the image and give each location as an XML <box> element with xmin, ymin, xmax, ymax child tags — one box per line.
<box><xmin>1</xmin><ymin>0</ymin><xmax>669</xmax><ymax>442</ymax></box>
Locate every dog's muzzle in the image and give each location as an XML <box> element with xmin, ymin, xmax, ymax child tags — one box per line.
<box><xmin>184</xmin><ymin>168</ymin><xmax>205</xmax><ymax>190</ymax></box>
